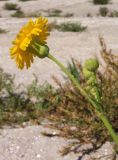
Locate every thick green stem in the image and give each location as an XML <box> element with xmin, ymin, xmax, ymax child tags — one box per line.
<box><xmin>97</xmin><ymin>111</ymin><xmax>118</xmax><ymax>146</ymax></box>
<box><xmin>48</xmin><ymin>53</ymin><xmax>118</xmax><ymax>147</ymax></box>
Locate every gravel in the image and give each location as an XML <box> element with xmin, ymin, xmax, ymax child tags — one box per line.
<box><xmin>0</xmin><ymin>125</ymin><xmax>77</xmax><ymax>160</ymax></box>
<box><xmin>0</xmin><ymin>125</ymin><xmax>117</xmax><ymax>160</ymax></box>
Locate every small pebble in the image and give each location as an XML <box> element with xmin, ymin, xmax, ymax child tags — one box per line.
<box><xmin>36</xmin><ymin>154</ymin><xmax>41</xmax><ymax>158</ymax></box>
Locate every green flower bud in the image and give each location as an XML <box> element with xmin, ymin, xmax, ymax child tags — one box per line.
<box><xmin>83</xmin><ymin>68</ymin><xmax>94</xmax><ymax>79</ymax></box>
<box><xmin>90</xmin><ymin>87</ymin><xmax>101</xmax><ymax>102</ymax></box>
<box><xmin>38</xmin><ymin>44</ymin><xmax>49</xmax><ymax>58</ymax></box>
<box><xmin>84</xmin><ymin>58</ymin><xmax>99</xmax><ymax>71</ymax></box>
<box><xmin>85</xmin><ymin>85</ymin><xmax>92</xmax><ymax>91</ymax></box>
<box><xmin>32</xmin><ymin>43</ymin><xmax>49</xmax><ymax>58</ymax></box>
<box><xmin>86</xmin><ymin>76</ymin><xmax>97</xmax><ymax>85</ymax></box>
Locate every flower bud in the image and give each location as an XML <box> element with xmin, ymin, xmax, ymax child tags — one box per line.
<box><xmin>83</xmin><ymin>68</ymin><xmax>94</xmax><ymax>79</ymax></box>
<box><xmin>32</xmin><ymin>43</ymin><xmax>49</xmax><ymax>58</ymax></box>
<box><xmin>84</xmin><ymin>58</ymin><xmax>99</xmax><ymax>71</ymax></box>
<box><xmin>37</xmin><ymin>44</ymin><xmax>49</xmax><ymax>58</ymax></box>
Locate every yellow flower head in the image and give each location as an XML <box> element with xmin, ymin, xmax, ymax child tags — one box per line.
<box><xmin>10</xmin><ymin>17</ymin><xmax>49</xmax><ymax>69</ymax></box>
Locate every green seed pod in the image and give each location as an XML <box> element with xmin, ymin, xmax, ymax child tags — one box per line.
<box><xmin>84</xmin><ymin>58</ymin><xmax>99</xmax><ymax>72</ymax></box>
<box><xmin>83</xmin><ymin>67</ymin><xmax>94</xmax><ymax>79</ymax></box>
<box><xmin>85</xmin><ymin>85</ymin><xmax>92</xmax><ymax>92</ymax></box>
<box><xmin>83</xmin><ymin>58</ymin><xmax>101</xmax><ymax>104</ymax></box>
<box><xmin>86</xmin><ymin>75</ymin><xmax>97</xmax><ymax>85</ymax></box>
<box><xmin>90</xmin><ymin>87</ymin><xmax>101</xmax><ymax>103</ymax></box>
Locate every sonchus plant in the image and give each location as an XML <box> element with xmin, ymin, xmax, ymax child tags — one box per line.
<box><xmin>83</xmin><ymin>59</ymin><xmax>102</xmax><ymax>105</ymax></box>
<box><xmin>10</xmin><ymin>17</ymin><xmax>118</xmax><ymax>149</ymax></box>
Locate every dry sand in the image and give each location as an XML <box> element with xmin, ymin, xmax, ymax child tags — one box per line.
<box><xmin>0</xmin><ymin>125</ymin><xmax>77</xmax><ymax>160</ymax></box>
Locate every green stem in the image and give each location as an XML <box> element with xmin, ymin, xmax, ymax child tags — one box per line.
<box><xmin>48</xmin><ymin>53</ymin><xmax>118</xmax><ymax>147</ymax></box>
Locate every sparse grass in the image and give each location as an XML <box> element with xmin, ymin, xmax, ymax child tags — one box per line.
<box><xmin>63</xmin><ymin>13</ymin><xmax>74</xmax><ymax>17</ymax></box>
<box><xmin>48</xmin><ymin>21</ymin><xmax>58</xmax><ymax>31</ymax></box>
<box><xmin>87</xmin><ymin>13</ymin><xmax>92</xmax><ymax>17</ymax></box>
<box><xmin>0</xmin><ymin>69</ymin><xmax>54</xmax><ymax>125</ymax></box>
<box><xmin>46</xmin><ymin>9</ymin><xmax>74</xmax><ymax>17</ymax></box>
<box><xmin>4</xmin><ymin>3</ymin><xmax>20</xmax><ymax>10</ymax></box>
<box><xmin>99</xmin><ymin>7</ymin><xmax>109</xmax><ymax>16</ymax></box>
<box><xmin>47</xmin><ymin>9</ymin><xmax>62</xmax><ymax>17</ymax></box>
<box><xmin>0</xmin><ymin>28</ymin><xmax>7</xmax><ymax>33</ymax></box>
<box><xmin>11</xmin><ymin>9</ymin><xmax>25</xmax><ymax>18</ymax></box>
<box><xmin>57</xmin><ymin>22</ymin><xmax>87</xmax><ymax>32</ymax></box>
<box><xmin>98</xmin><ymin>8</ymin><xmax>118</xmax><ymax>17</ymax></box>
<box><xmin>110</xmin><ymin>10</ymin><xmax>118</xmax><ymax>17</ymax></box>
<box><xmin>25</xmin><ymin>12</ymin><xmax>41</xmax><ymax>17</ymax></box>
<box><xmin>93</xmin><ymin>0</ymin><xmax>110</xmax><ymax>4</ymax></box>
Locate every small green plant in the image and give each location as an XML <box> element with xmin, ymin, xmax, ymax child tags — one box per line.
<box><xmin>48</xmin><ymin>21</ymin><xmax>58</xmax><ymax>31</ymax></box>
<box><xmin>110</xmin><ymin>10</ymin><xmax>118</xmax><ymax>17</ymax></box>
<box><xmin>4</xmin><ymin>3</ymin><xmax>19</xmax><ymax>10</ymax></box>
<box><xmin>68</xmin><ymin>58</ymin><xmax>80</xmax><ymax>82</ymax></box>
<box><xmin>0</xmin><ymin>68</ymin><xmax>54</xmax><ymax>125</ymax></box>
<box><xmin>48</xmin><ymin>9</ymin><xmax>62</xmax><ymax>17</ymax></box>
<box><xmin>99</xmin><ymin>7</ymin><xmax>109</xmax><ymax>16</ymax></box>
<box><xmin>87</xmin><ymin>13</ymin><xmax>92</xmax><ymax>17</ymax></box>
<box><xmin>0</xmin><ymin>28</ymin><xmax>7</xmax><ymax>33</ymax></box>
<box><xmin>57</xmin><ymin>22</ymin><xmax>87</xmax><ymax>32</ymax></box>
<box><xmin>11</xmin><ymin>9</ymin><xmax>25</xmax><ymax>18</ymax></box>
<box><xmin>25</xmin><ymin>12</ymin><xmax>41</xmax><ymax>17</ymax></box>
<box><xmin>93</xmin><ymin>0</ymin><xmax>110</xmax><ymax>4</ymax></box>
<box><xmin>63</xmin><ymin>13</ymin><xmax>74</xmax><ymax>17</ymax></box>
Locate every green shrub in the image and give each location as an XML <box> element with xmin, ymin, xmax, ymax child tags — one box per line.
<box><xmin>48</xmin><ymin>21</ymin><xmax>58</xmax><ymax>31</ymax></box>
<box><xmin>0</xmin><ymin>28</ymin><xmax>7</xmax><ymax>33</ymax></box>
<box><xmin>99</xmin><ymin>7</ymin><xmax>109</xmax><ymax>16</ymax></box>
<box><xmin>0</xmin><ymin>68</ymin><xmax>59</xmax><ymax>125</ymax></box>
<box><xmin>47</xmin><ymin>9</ymin><xmax>62</xmax><ymax>17</ymax></box>
<box><xmin>63</xmin><ymin>13</ymin><xmax>74</xmax><ymax>17</ymax></box>
<box><xmin>0</xmin><ymin>68</ymin><xmax>31</xmax><ymax>125</ymax></box>
<box><xmin>57</xmin><ymin>22</ymin><xmax>87</xmax><ymax>32</ymax></box>
<box><xmin>110</xmin><ymin>10</ymin><xmax>118</xmax><ymax>17</ymax></box>
<box><xmin>11</xmin><ymin>9</ymin><xmax>25</xmax><ymax>18</ymax></box>
<box><xmin>93</xmin><ymin>0</ymin><xmax>110</xmax><ymax>4</ymax></box>
<box><xmin>25</xmin><ymin>12</ymin><xmax>41</xmax><ymax>17</ymax></box>
<box><xmin>4</xmin><ymin>3</ymin><xmax>19</xmax><ymax>10</ymax></box>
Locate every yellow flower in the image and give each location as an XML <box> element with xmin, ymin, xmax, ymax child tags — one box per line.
<box><xmin>10</xmin><ymin>17</ymin><xmax>49</xmax><ymax>69</ymax></box>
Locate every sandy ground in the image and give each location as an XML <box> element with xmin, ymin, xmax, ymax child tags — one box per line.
<box><xmin>0</xmin><ymin>0</ymin><xmax>118</xmax><ymax>17</ymax></box>
<box><xmin>0</xmin><ymin>124</ymin><xmax>117</xmax><ymax>160</ymax></box>
<box><xmin>0</xmin><ymin>125</ymin><xmax>77</xmax><ymax>160</ymax></box>
<box><xmin>0</xmin><ymin>0</ymin><xmax>118</xmax><ymax>159</ymax></box>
